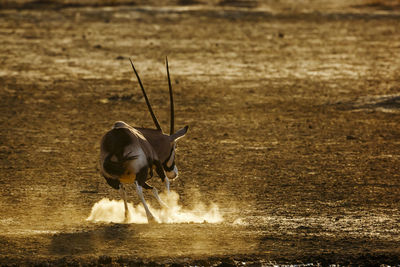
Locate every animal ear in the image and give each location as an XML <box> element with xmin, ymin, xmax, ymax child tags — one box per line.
<box><xmin>170</xmin><ymin>125</ymin><xmax>189</xmax><ymax>141</ymax></box>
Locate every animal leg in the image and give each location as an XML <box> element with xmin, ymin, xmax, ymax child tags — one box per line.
<box><xmin>164</xmin><ymin>177</ymin><xmax>170</xmax><ymax>194</ymax></box>
<box><xmin>119</xmin><ymin>184</ymin><xmax>129</xmax><ymax>222</ymax></box>
<box><xmin>135</xmin><ymin>180</ymin><xmax>157</xmax><ymax>223</ymax></box>
<box><xmin>152</xmin><ymin>187</ymin><xmax>169</xmax><ymax>209</ymax></box>
<box><xmin>154</xmin><ymin>160</ymin><xmax>166</xmax><ymax>182</ymax></box>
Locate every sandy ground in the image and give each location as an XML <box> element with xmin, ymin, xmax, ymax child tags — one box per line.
<box><xmin>1</xmin><ymin>0</ymin><xmax>400</xmax><ymax>265</ymax></box>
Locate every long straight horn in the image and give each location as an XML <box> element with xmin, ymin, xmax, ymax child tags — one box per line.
<box><xmin>129</xmin><ymin>58</ymin><xmax>162</xmax><ymax>131</ymax></box>
<box><xmin>166</xmin><ymin>57</ymin><xmax>174</xmax><ymax>135</ymax></box>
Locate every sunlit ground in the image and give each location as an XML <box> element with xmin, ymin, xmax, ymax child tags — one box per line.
<box><xmin>87</xmin><ymin>190</ymin><xmax>223</xmax><ymax>224</ymax></box>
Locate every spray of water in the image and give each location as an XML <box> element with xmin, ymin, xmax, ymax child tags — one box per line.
<box><xmin>86</xmin><ymin>190</ymin><xmax>223</xmax><ymax>224</ymax></box>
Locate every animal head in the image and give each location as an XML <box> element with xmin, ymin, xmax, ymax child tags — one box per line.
<box><xmin>161</xmin><ymin>125</ymin><xmax>189</xmax><ymax>179</ymax></box>
<box><xmin>129</xmin><ymin>57</ymin><xmax>188</xmax><ymax>180</ymax></box>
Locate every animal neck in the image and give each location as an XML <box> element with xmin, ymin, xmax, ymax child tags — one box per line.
<box><xmin>135</xmin><ymin>128</ymin><xmax>172</xmax><ymax>163</ymax></box>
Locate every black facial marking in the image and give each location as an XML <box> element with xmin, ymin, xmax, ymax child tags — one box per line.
<box><xmin>163</xmin><ymin>160</ymin><xmax>175</xmax><ymax>172</ymax></box>
<box><xmin>162</xmin><ymin>147</ymin><xmax>175</xmax><ymax>172</ymax></box>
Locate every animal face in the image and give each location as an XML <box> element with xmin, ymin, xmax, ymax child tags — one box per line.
<box><xmin>163</xmin><ymin>125</ymin><xmax>189</xmax><ymax>179</ymax></box>
<box><xmin>164</xmin><ymin>142</ymin><xmax>178</xmax><ymax>179</ymax></box>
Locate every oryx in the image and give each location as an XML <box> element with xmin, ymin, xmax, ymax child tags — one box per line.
<box><xmin>99</xmin><ymin>58</ymin><xmax>188</xmax><ymax>223</ymax></box>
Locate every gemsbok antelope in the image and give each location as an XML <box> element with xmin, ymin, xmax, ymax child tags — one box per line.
<box><xmin>99</xmin><ymin>58</ymin><xmax>188</xmax><ymax>223</ymax></box>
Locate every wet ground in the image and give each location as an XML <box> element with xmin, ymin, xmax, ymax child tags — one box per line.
<box><xmin>1</xmin><ymin>0</ymin><xmax>400</xmax><ymax>265</ymax></box>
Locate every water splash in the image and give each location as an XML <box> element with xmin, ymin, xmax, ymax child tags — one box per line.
<box><xmin>86</xmin><ymin>191</ymin><xmax>223</xmax><ymax>224</ymax></box>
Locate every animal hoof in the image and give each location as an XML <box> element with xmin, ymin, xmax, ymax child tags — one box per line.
<box><xmin>123</xmin><ymin>215</ymin><xmax>130</xmax><ymax>223</ymax></box>
<box><xmin>147</xmin><ymin>216</ymin><xmax>158</xmax><ymax>224</ymax></box>
<box><xmin>147</xmin><ymin>217</ymin><xmax>158</xmax><ymax>224</ymax></box>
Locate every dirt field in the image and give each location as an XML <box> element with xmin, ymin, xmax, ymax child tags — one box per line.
<box><xmin>1</xmin><ymin>0</ymin><xmax>400</xmax><ymax>265</ymax></box>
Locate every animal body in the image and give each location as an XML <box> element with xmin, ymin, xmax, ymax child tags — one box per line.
<box><xmin>99</xmin><ymin>58</ymin><xmax>188</xmax><ymax>223</ymax></box>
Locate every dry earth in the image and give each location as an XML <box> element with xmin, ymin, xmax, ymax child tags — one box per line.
<box><xmin>1</xmin><ymin>0</ymin><xmax>400</xmax><ymax>265</ymax></box>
